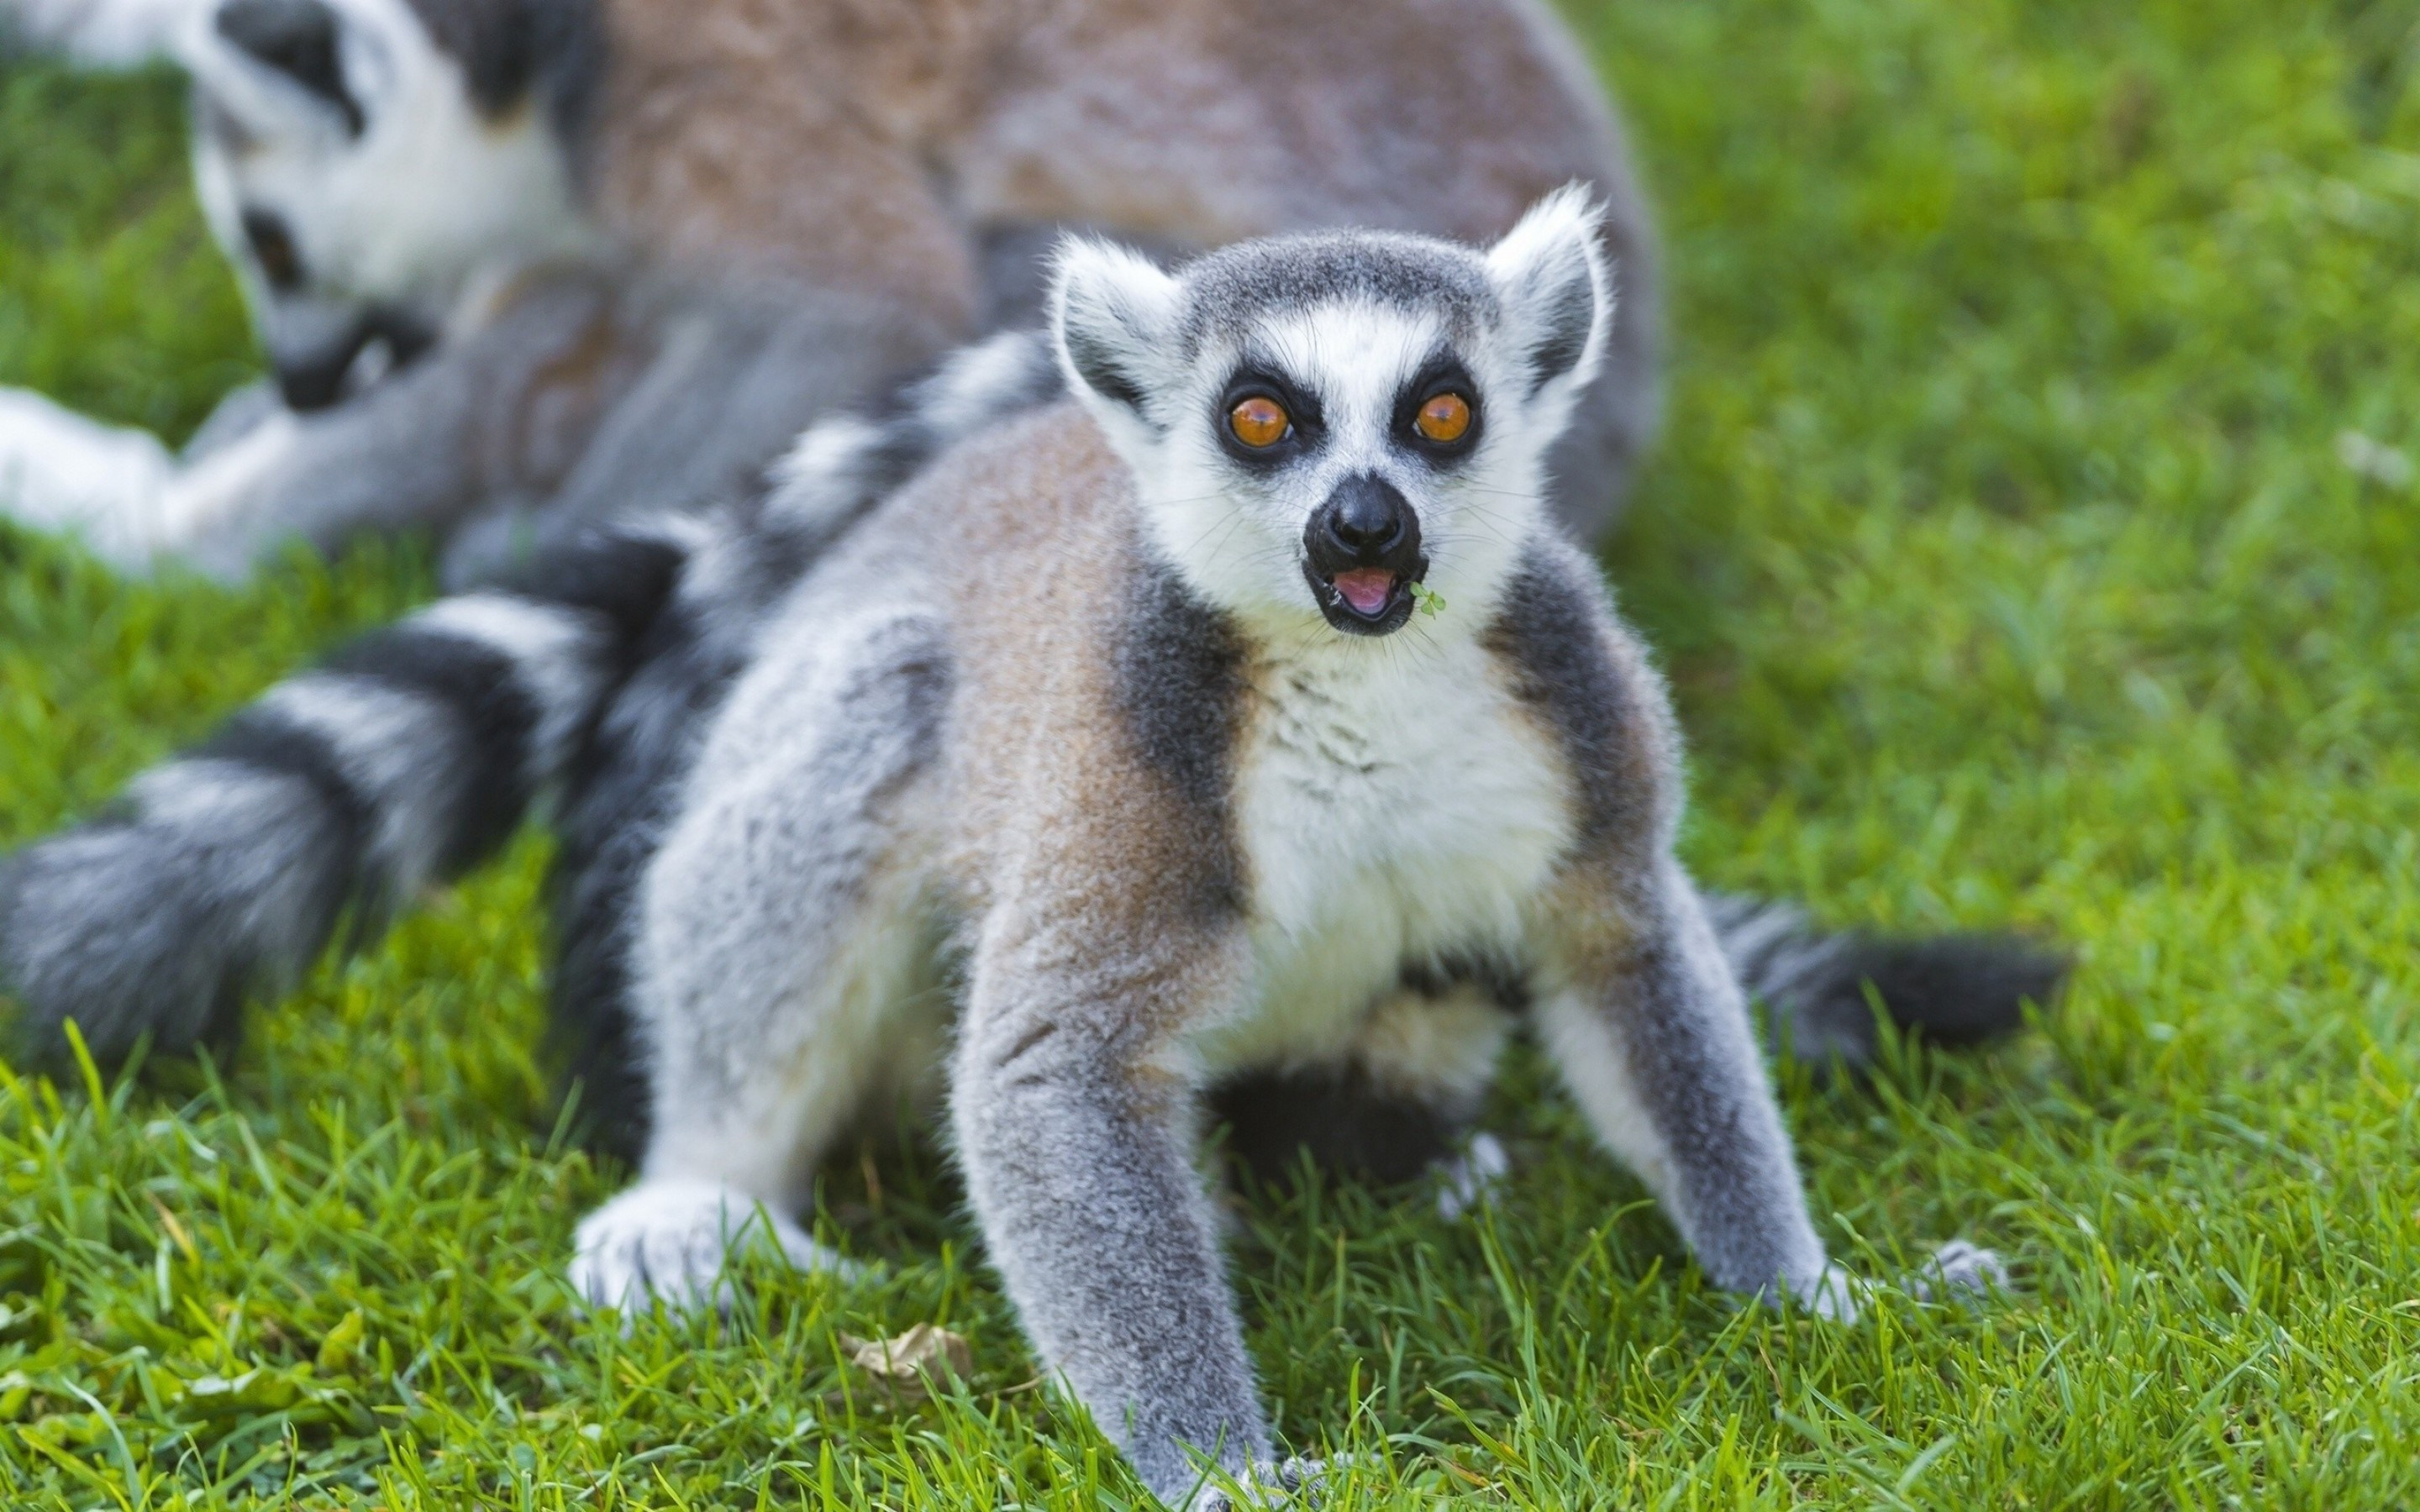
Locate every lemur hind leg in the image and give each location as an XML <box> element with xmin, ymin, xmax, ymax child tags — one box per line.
<box><xmin>570</xmin><ymin>608</ymin><xmax>951</xmax><ymax>1313</ymax></box>
<box><xmin>1212</xmin><ymin>972</ymin><xmax>1514</xmax><ymax>1196</ymax></box>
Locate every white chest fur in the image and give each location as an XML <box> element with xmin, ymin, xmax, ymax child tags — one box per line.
<box><xmin>1200</xmin><ymin>630</ymin><xmax>1573</xmax><ymax>1074</ymax></box>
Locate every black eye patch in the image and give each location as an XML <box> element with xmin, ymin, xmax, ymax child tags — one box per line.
<box><xmin>1213</xmin><ymin>365</ymin><xmax>1325</xmax><ymax>469</ymax></box>
<box><xmin>241</xmin><ymin>207</ymin><xmax>306</xmax><ymax>291</ymax></box>
<box><xmin>216</xmin><ymin>0</ymin><xmax>367</xmax><ymax>137</ymax></box>
<box><xmin>1391</xmin><ymin>354</ymin><xmax>1485</xmax><ymax>461</ymax></box>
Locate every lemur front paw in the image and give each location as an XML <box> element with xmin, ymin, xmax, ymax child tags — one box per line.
<box><xmin>570</xmin><ymin>1179</ymin><xmax>856</xmax><ymax>1316</ymax></box>
<box><xmin>0</xmin><ymin>386</ymin><xmax>171</xmax><ymax>557</ymax></box>
<box><xmin>1908</xmin><ymin>1239</ymin><xmax>2008</xmax><ymax>1302</ymax></box>
<box><xmin>1193</xmin><ymin>1457</ymin><xmax>1331</xmax><ymax>1509</ymax></box>
<box><xmin>1771</xmin><ymin>1241</ymin><xmax>2007</xmax><ymax>1325</ymax></box>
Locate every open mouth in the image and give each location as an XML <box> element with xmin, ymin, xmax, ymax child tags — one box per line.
<box><xmin>268</xmin><ymin>304</ymin><xmax>438</xmax><ymax>412</ymax></box>
<box><xmin>1300</xmin><ymin>474</ymin><xmax>1426</xmax><ymax>636</ymax></box>
<box><xmin>1304</xmin><ymin>561</ymin><xmax>1419</xmax><ymax>635</ymax></box>
<box><xmin>1328</xmin><ymin>566</ymin><xmax>1401</xmax><ymax>617</ymax></box>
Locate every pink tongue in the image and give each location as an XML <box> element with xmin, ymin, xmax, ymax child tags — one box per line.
<box><xmin>1331</xmin><ymin>568</ymin><xmax>1396</xmax><ymax>615</ymax></box>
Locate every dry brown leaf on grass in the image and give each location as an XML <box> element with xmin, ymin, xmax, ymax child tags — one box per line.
<box><xmin>839</xmin><ymin>1323</ymin><xmax>973</xmax><ymax>1400</ymax></box>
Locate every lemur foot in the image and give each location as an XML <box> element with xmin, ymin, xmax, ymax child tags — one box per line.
<box><xmin>1195</xmin><ymin>1457</ymin><xmax>1331</xmax><ymax>1509</ymax></box>
<box><xmin>1770</xmin><ymin>1241</ymin><xmax>2007</xmax><ymax>1326</ymax></box>
<box><xmin>1908</xmin><ymin>1239</ymin><xmax>2007</xmax><ymax>1302</ymax></box>
<box><xmin>570</xmin><ymin>1179</ymin><xmax>856</xmax><ymax>1315</ymax></box>
<box><xmin>1434</xmin><ymin>1131</ymin><xmax>1511</xmax><ymax>1221</ymax></box>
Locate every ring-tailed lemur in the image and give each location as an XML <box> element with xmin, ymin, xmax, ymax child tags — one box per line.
<box><xmin>0</xmin><ymin>0</ymin><xmax>1660</xmax><ymax>585</ymax></box>
<box><xmin>2</xmin><ymin>197</ymin><xmax>2039</xmax><ymax>1504</ymax></box>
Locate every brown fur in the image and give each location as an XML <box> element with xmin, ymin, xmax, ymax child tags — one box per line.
<box><xmin>924</xmin><ymin>408</ymin><xmax>1254</xmax><ymax>1059</ymax></box>
<box><xmin>591</xmin><ymin>0</ymin><xmax>1649</xmax><ymax>325</ymax></box>
<box><xmin>541</xmin><ymin>0</ymin><xmax>1665</xmax><ymax>550</ymax></box>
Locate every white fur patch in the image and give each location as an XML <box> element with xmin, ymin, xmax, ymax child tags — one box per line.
<box><xmin>129</xmin><ymin>756</ymin><xmax>316</xmax><ymax>830</ymax></box>
<box><xmin>1529</xmin><ymin>989</ymin><xmax>1676</xmax><ymax>1200</ymax></box>
<box><xmin>917</xmin><ymin>330</ymin><xmax>1050</xmax><ymax>435</ymax></box>
<box><xmin>1434</xmin><ymin>1130</ymin><xmax>1510</xmax><ymax>1221</ymax></box>
<box><xmin>254</xmin><ymin>671</ymin><xmax>460</xmax><ymax>890</ymax></box>
<box><xmin>764</xmin><ymin>415</ymin><xmax>886</xmax><ymax>531</ymax></box>
<box><xmin>147</xmin><ymin>407</ymin><xmax>303</xmax><ymax>565</ymax></box>
<box><xmin>0</xmin><ymin>386</ymin><xmax>173</xmax><ymax>562</ymax></box>
<box><xmin>1711</xmin><ymin>894</ymin><xmax>1854</xmax><ymax>1002</ymax></box>
<box><xmin>1198</xmin><ymin>633</ymin><xmax>1570</xmax><ymax>1075</ymax></box>
<box><xmin>411</xmin><ymin>592</ymin><xmax>614</xmax><ymax>778</ymax></box>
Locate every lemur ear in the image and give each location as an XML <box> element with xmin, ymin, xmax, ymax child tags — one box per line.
<box><xmin>1050</xmin><ymin>237</ymin><xmax>1183</xmax><ymax>427</ymax></box>
<box><xmin>1485</xmin><ymin>185</ymin><xmax>1612</xmax><ymax>396</ymax></box>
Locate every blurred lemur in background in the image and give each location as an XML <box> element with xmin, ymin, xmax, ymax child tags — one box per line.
<box><xmin>1</xmin><ymin>202</ymin><xmax>2012</xmax><ymax>1505</ymax></box>
<box><xmin>0</xmin><ymin>0</ymin><xmax>1659</xmax><ymax>581</ymax></box>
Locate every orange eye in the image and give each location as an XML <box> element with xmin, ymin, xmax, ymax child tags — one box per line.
<box><xmin>1228</xmin><ymin>395</ymin><xmax>1291</xmax><ymax>449</ymax></box>
<box><xmin>1414</xmin><ymin>391</ymin><xmax>1473</xmax><ymax>444</ymax></box>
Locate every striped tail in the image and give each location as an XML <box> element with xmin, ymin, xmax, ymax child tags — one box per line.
<box><xmin>0</xmin><ymin>327</ymin><xmax>1064</xmax><ymax>1073</ymax></box>
<box><xmin>1705</xmin><ymin>894</ymin><xmax>2067</xmax><ymax>1069</ymax></box>
<box><xmin>0</xmin><ymin>528</ymin><xmax>696</xmax><ymax>1064</ymax></box>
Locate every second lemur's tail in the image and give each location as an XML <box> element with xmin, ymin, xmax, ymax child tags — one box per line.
<box><xmin>0</xmin><ymin>328</ymin><xmax>1067</xmax><ymax>1071</ymax></box>
<box><xmin>0</xmin><ymin>528</ymin><xmax>697</xmax><ymax>1063</ymax></box>
<box><xmin>1704</xmin><ymin>894</ymin><xmax>2066</xmax><ymax>1069</ymax></box>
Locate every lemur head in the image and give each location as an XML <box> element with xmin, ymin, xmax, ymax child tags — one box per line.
<box><xmin>179</xmin><ymin>0</ymin><xmax>601</xmax><ymax>408</ymax></box>
<box><xmin>1050</xmin><ymin>187</ymin><xmax>1611</xmax><ymax>639</ymax></box>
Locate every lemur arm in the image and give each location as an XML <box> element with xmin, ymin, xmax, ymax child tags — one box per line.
<box><xmin>1532</xmin><ymin>862</ymin><xmax>1846</xmax><ymax>1313</ymax></box>
<box><xmin>952</xmin><ymin>901</ymin><xmax>1272</xmax><ymax>1506</ymax></box>
<box><xmin>0</xmin><ymin>340</ymin><xmax>497</xmax><ymax>580</ymax></box>
<box><xmin>1490</xmin><ymin>537</ymin><xmax>1847</xmax><ymax>1312</ymax></box>
<box><xmin>0</xmin><ymin>275</ymin><xmax>627</xmax><ymax>581</ymax></box>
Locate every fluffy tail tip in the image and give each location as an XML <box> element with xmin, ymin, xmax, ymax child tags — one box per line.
<box><xmin>0</xmin><ymin>827</ymin><xmax>248</xmax><ymax>1069</ymax></box>
<box><xmin>1772</xmin><ymin>930</ymin><xmax>2068</xmax><ymax>1068</ymax></box>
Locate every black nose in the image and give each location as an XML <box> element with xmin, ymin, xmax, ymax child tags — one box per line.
<box><xmin>1318</xmin><ymin>474</ymin><xmax>1411</xmax><ymax>559</ymax></box>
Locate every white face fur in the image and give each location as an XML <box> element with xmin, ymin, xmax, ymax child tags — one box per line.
<box><xmin>178</xmin><ymin>0</ymin><xmax>592</xmax><ymax>406</ymax></box>
<box><xmin>1050</xmin><ymin>187</ymin><xmax>1612</xmax><ymax>643</ymax></box>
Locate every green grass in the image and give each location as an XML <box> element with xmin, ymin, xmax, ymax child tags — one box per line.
<box><xmin>3</xmin><ymin>0</ymin><xmax>2419</xmax><ymax>1503</ymax></box>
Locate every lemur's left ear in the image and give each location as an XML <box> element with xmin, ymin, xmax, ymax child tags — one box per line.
<box><xmin>1050</xmin><ymin>236</ymin><xmax>1184</xmax><ymax>428</ymax></box>
<box><xmin>1485</xmin><ymin>185</ymin><xmax>1612</xmax><ymax>396</ymax></box>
